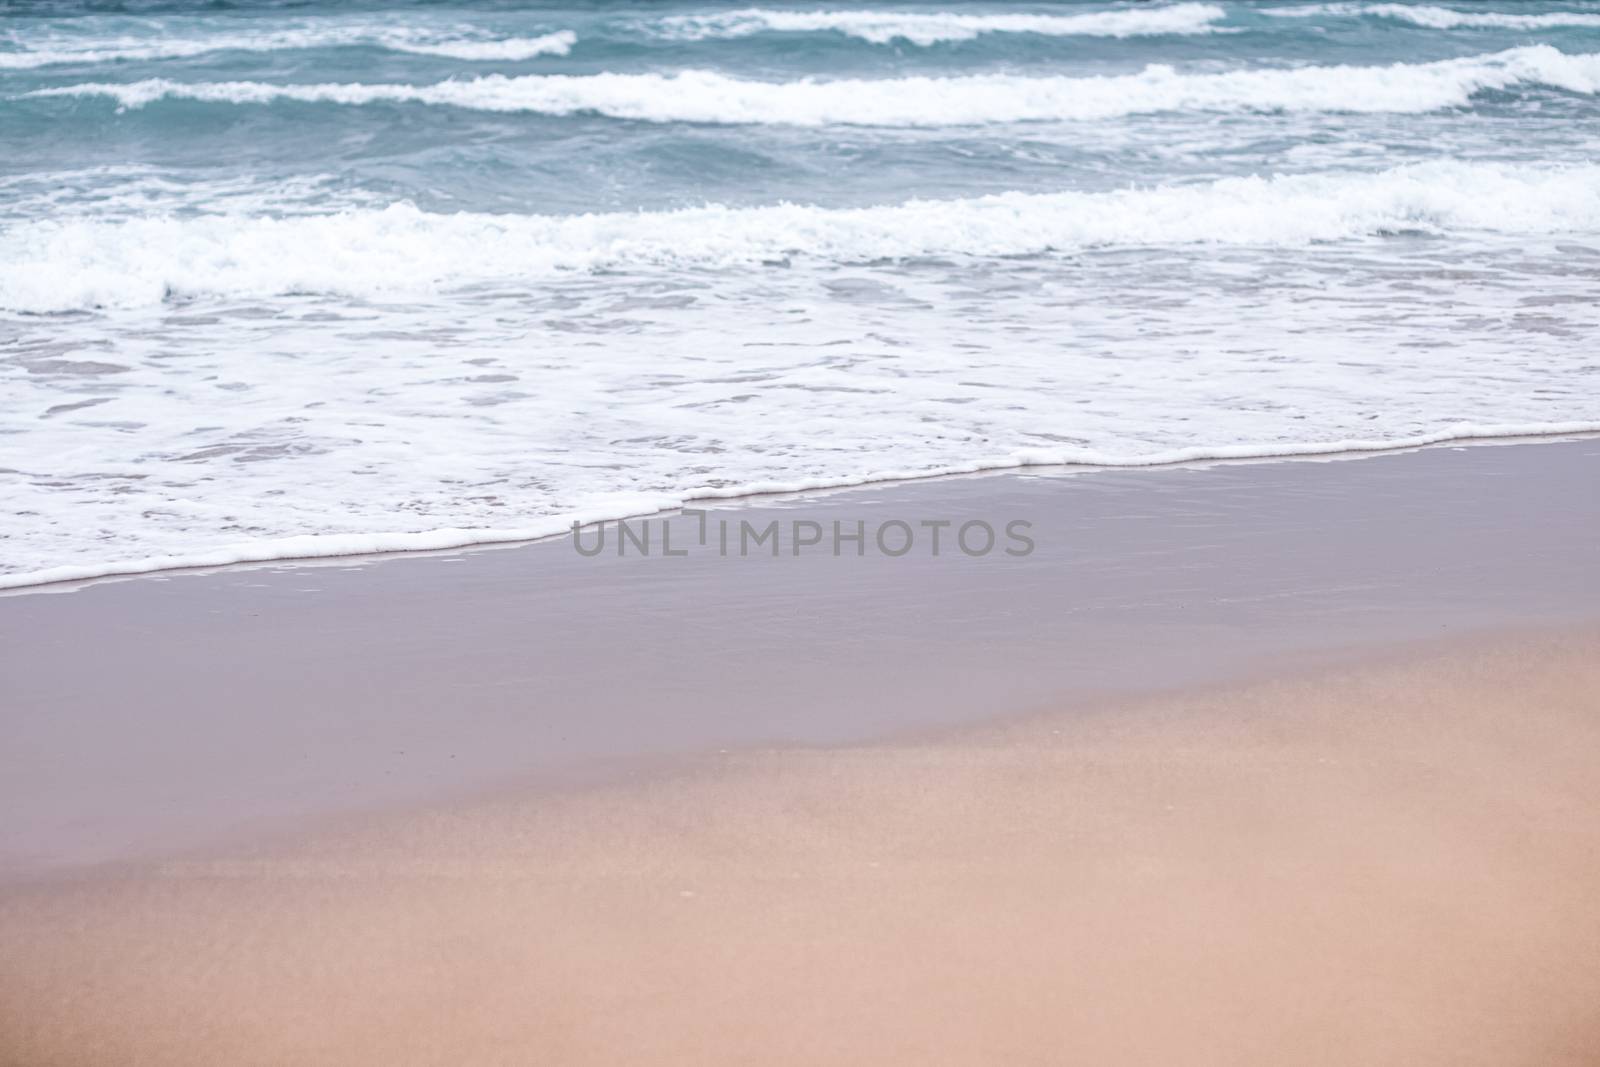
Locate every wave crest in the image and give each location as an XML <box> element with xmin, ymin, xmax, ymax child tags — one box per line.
<box><xmin>0</xmin><ymin>27</ymin><xmax>574</xmax><ymax>69</ymax></box>
<box><xmin>4</xmin><ymin>161</ymin><xmax>1597</xmax><ymax>313</ymax></box>
<box><xmin>1266</xmin><ymin>3</ymin><xmax>1600</xmax><ymax>29</ymax></box>
<box><xmin>655</xmin><ymin>3</ymin><xmax>1226</xmax><ymax>45</ymax></box>
<box><xmin>27</xmin><ymin>47</ymin><xmax>1598</xmax><ymax>124</ymax></box>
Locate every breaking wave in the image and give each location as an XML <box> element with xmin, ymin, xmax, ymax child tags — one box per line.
<box><xmin>5</xmin><ymin>160</ymin><xmax>1597</xmax><ymax>312</ymax></box>
<box><xmin>0</xmin><ymin>27</ymin><xmax>574</xmax><ymax>68</ymax></box>
<box><xmin>1265</xmin><ymin>4</ymin><xmax>1600</xmax><ymax>29</ymax></box>
<box><xmin>27</xmin><ymin>46</ymin><xmax>1599</xmax><ymax>124</ymax></box>
<box><xmin>653</xmin><ymin>3</ymin><xmax>1226</xmax><ymax>45</ymax></box>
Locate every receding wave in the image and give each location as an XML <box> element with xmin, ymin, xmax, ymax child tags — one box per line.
<box><xmin>4</xmin><ymin>161</ymin><xmax>1597</xmax><ymax>313</ymax></box>
<box><xmin>654</xmin><ymin>3</ymin><xmax>1226</xmax><ymax>45</ymax></box>
<box><xmin>13</xmin><ymin>419</ymin><xmax>1600</xmax><ymax>594</ymax></box>
<box><xmin>27</xmin><ymin>46</ymin><xmax>1598</xmax><ymax>124</ymax></box>
<box><xmin>0</xmin><ymin>27</ymin><xmax>574</xmax><ymax>69</ymax></box>
<box><xmin>1264</xmin><ymin>3</ymin><xmax>1600</xmax><ymax>29</ymax></box>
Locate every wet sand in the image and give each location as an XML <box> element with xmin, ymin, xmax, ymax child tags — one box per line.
<box><xmin>3</xmin><ymin>627</ymin><xmax>1599</xmax><ymax>1066</ymax></box>
<box><xmin>2</xmin><ymin>437</ymin><xmax>1599</xmax><ymax>879</ymax></box>
<box><xmin>2</xmin><ymin>439</ymin><xmax>1599</xmax><ymax>1063</ymax></box>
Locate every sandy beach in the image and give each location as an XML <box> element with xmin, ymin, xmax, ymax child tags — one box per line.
<box><xmin>4</xmin><ymin>437</ymin><xmax>1598</xmax><ymax>879</ymax></box>
<box><xmin>2</xmin><ymin>438</ymin><xmax>1599</xmax><ymax>1064</ymax></box>
<box><xmin>3</xmin><ymin>626</ymin><xmax>1599</xmax><ymax>1066</ymax></box>
<box><xmin>7</xmin><ymin>1</ymin><xmax>1600</xmax><ymax>1060</ymax></box>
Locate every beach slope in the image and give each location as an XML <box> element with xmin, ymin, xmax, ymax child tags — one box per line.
<box><xmin>3</xmin><ymin>628</ymin><xmax>1598</xmax><ymax>1066</ymax></box>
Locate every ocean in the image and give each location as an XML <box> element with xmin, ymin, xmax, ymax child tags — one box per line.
<box><xmin>2</xmin><ymin>0</ymin><xmax>1598</xmax><ymax>588</ymax></box>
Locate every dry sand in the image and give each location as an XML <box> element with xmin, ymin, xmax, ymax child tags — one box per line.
<box><xmin>4</xmin><ymin>627</ymin><xmax>1599</xmax><ymax>1066</ymax></box>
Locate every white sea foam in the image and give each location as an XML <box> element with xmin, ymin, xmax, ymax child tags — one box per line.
<box><xmin>9</xmin><ymin>421</ymin><xmax>1600</xmax><ymax>594</ymax></box>
<box><xmin>385</xmin><ymin>30</ymin><xmax>576</xmax><ymax>60</ymax></box>
<box><xmin>1264</xmin><ymin>3</ymin><xmax>1600</xmax><ymax>29</ymax></box>
<box><xmin>0</xmin><ymin>167</ymin><xmax>382</xmax><ymax>224</ymax></box>
<box><xmin>2</xmin><ymin>161</ymin><xmax>1596</xmax><ymax>313</ymax></box>
<box><xmin>655</xmin><ymin>3</ymin><xmax>1226</xmax><ymax>45</ymax></box>
<box><xmin>0</xmin><ymin>26</ymin><xmax>573</xmax><ymax>68</ymax></box>
<box><xmin>29</xmin><ymin>46</ymin><xmax>1598</xmax><ymax>124</ymax></box>
<box><xmin>7</xmin><ymin>209</ymin><xmax>1599</xmax><ymax>589</ymax></box>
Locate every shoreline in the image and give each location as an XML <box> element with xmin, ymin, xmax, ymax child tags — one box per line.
<box><xmin>2</xmin><ymin>435</ymin><xmax>1598</xmax><ymax>881</ymax></box>
<box><xmin>7</xmin><ymin>424</ymin><xmax>1600</xmax><ymax>596</ymax></box>
<box><xmin>5</xmin><ymin>625</ymin><xmax>1599</xmax><ymax>1065</ymax></box>
<box><xmin>9</xmin><ymin>5</ymin><xmax>1600</xmax><ymax>1062</ymax></box>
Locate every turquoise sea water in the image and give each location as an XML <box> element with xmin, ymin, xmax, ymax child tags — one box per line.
<box><xmin>2</xmin><ymin>1</ymin><xmax>1598</xmax><ymax>585</ymax></box>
